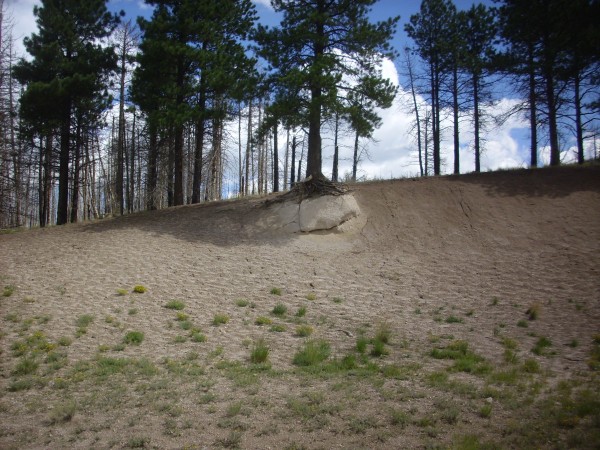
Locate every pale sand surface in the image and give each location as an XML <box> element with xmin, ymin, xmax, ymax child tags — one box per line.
<box><xmin>1</xmin><ymin>166</ymin><xmax>599</xmax><ymax>449</ymax></box>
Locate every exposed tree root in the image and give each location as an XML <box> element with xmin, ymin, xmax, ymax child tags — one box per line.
<box><xmin>264</xmin><ymin>176</ymin><xmax>349</xmax><ymax>206</ymax></box>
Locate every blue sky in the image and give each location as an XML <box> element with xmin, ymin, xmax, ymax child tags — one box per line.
<box><xmin>10</xmin><ymin>0</ymin><xmax>582</xmax><ymax>181</ymax></box>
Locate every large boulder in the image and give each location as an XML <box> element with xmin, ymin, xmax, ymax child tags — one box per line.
<box><xmin>267</xmin><ymin>194</ymin><xmax>361</xmax><ymax>233</ymax></box>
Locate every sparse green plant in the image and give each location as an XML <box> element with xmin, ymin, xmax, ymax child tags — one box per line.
<box><xmin>179</xmin><ymin>320</ymin><xmax>193</xmax><ymax>330</ymax></box>
<box><xmin>295</xmin><ymin>325</ymin><xmax>313</xmax><ymax>337</ymax></box>
<box><xmin>127</xmin><ymin>437</ymin><xmax>149</xmax><ymax>448</ymax></box>
<box><xmin>255</xmin><ymin>316</ymin><xmax>272</xmax><ymax>326</ymax></box>
<box><xmin>465</xmin><ymin>310</ymin><xmax>474</xmax><ymax>317</ymax></box>
<box><xmin>173</xmin><ymin>335</ymin><xmax>186</xmax><ymax>344</ymax></box>
<box><xmin>295</xmin><ymin>306</ymin><xmax>307</xmax><ymax>317</ymax></box>
<box><xmin>517</xmin><ymin>319</ymin><xmax>528</xmax><ymax>328</ymax></box>
<box><xmin>175</xmin><ymin>312</ymin><xmax>188</xmax><ymax>321</ymax></box>
<box><xmin>479</xmin><ymin>404</ymin><xmax>492</xmax><ymax>418</ymax></box>
<box><xmin>191</xmin><ymin>331</ymin><xmax>206</xmax><ymax>343</ymax></box>
<box><xmin>332</xmin><ymin>297</ymin><xmax>343</xmax><ymax>304</ymax></box>
<box><xmin>272</xmin><ymin>303</ymin><xmax>287</xmax><ymax>316</ymax></box>
<box><xmin>13</xmin><ymin>357</ymin><xmax>39</xmax><ymax>375</ymax></box>
<box><xmin>124</xmin><ymin>331</ymin><xmax>144</xmax><ymax>345</ymax></box>
<box><xmin>521</xmin><ymin>358</ymin><xmax>541</xmax><ymax>373</ymax></box>
<box><xmin>235</xmin><ymin>299</ymin><xmax>249</xmax><ymax>307</ymax></box>
<box><xmin>568</xmin><ymin>339</ymin><xmax>579</xmax><ymax>348</ymax></box>
<box><xmin>526</xmin><ymin>303</ymin><xmax>541</xmax><ymax>320</ymax></box>
<box><xmin>270</xmin><ymin>287</ymin><xmax>282</xmax><ymax>296</ymax></box>
<box><xmin>128</xmin><ymin>308</ymin><xmax>138</xmax><ymax>316</ymax></box>
<box><xmin>532</xmin><ymin>336</ymin><xmax>552</xmax><ymax>355</ymax></box>
<box><xmin>250</xmin><ymin>338</ymin><xmax>269</xmax><ymax>364</ymax></box>
<box><xmin>98</xmin><ymin>344</ymin><xmax>111</xmax><ymax>353</ymax></box>
<box><xmin>3</xmin><ymin>285</ymin><xmax>15</xmax><ymax>297</ymax></box>
<box><xmin>371</xmin><ymin>339</ymin><xmax>388</xmax><ymax>357</ymax></box>
<box><xmin>293</xmin><ymin>339</ymin><xmax>330</xmax><ymax>366</ymax></box>
<box><xmin>76</xmin><ymin>314</ymin><xmax>94</xmax><ymax>328</ymax></box>
<box><xmin>48</xmin><ymin>399</ymin><xmax>77</xmax><ymax>424</ymax></box>
<box><xmin>5</xmin><ymin>312</ymin><xmax>19</xmax><ymax>323</ymax></box>
<box><xmin>212</xmin><ymin>314</ymin><xmax>229</xmax><ymax>326</ymax></box>
<box><xmin>491</xmin><ymin>297</ymin><xmax>499</xmax><ymax>306</ymax></box>
<box><xmin>356</xmin><ymin>335</ymin><xmax>369</xmax><ymax>354</ymax></box>
<box><xmin>270</xmin><ymin>324</ymin><xmax>287</xmax><ymax>332</ymax></box>
<box><xmin>374</xmin><ymin>322</ymin><xmax>391</xmax><ymax>344</ymax></box>
<box><xmin>306</xmin><ymin>293</ymin><xmax>316</xmax><ymax>301</ymax></box>
<box><xmin>445</xmin><ymin>315</ymin><xmax>463</xmax><ymax>324</ymax></box>
<box><xmin>390</xmin><ymin>409</ymin><xmax>409</xmax><ymax>427</ymax></box>
<box><xmin>164</xmin><ymin>300</ymin><xmax>185</xmax><ymax>310</ymax></box>
<box><xmin>132</xmin><ymin>285</ymin><xmax>147</xmax><ymax>294</ymax></box>
<box><xmin>58</xmin><ymin>336</ymin><xmax>72</xmax><ymax>347</ymax></box>
<box><xmin>116</xmin><ymin>288</ymin><xmax>128</xmax><ymax>296</ymax></box>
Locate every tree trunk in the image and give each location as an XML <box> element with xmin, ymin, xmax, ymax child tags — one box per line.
<box><xmin>406</xmin><ymin>49</ymin><xmax>424</xmax><ymax>177</ymax></box>
<box><xmin>284</xmin><ymin>126</ymin><xmax>290</xmax><ymax>190</ymax></box>
<box><xmin>290</xmin><ymin>134</ymin><xmax>296</xmax><ymax>185</ymax></box>
<box><xmin>273</xmin><ymin>120</ymin><xmax>279</xmax><ymax>192</ymax></box>
<box><xmin>245</xmin><ymin>100</ymin><xmax>252</xmax><ymax>196</ymax></box>
<box><xmin>192</xmin><ymin>76</ymin><xmax>206</xmax><ymax>203</ymax></box>
<box><xmin>147</xmin><ymin>120</ymin><xmax>158</xmax><ymax>210</ymax></box>
<box><xmin>528</xmin><ymin>45</ymin><xmax>538</xmax><ymax>168</ymax></box>
<box><xmin>574</xmin><ymin>72</ymin><xmax>584</xmax><ymax>164</ymax></box>
<box><xmin>352</xmin><ymin>128</ymin><xmax>359</xmax><ymax>182</ymax></box>
<box><xmin>70</xmin><ymin>120</ymin><xmax>81</xmax><ymax>223</ymax></box>
<box><xmin>473</xmin><ymin>73</ymin><xmax>481</xmax><ymax>173</ymax></box>
<box><xmin>57</xmin><ymin>102</ymin><xmax>71</xmax><ymax>225</ymax></box>
<box><xmin>453</xmin><ymin>65</ymin><xmax>460</xmax><ymax>175</ymax></box>
<box><xmin>332</xmin><ymin>112</ymin><xmax>339</xmax><ymax>182</ymax></box>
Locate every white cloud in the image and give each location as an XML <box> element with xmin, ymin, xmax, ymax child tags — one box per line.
<box><xmin>252</xmin><ymin>0</ymin><xmax>273</xmax><ymax>10</ymax></box>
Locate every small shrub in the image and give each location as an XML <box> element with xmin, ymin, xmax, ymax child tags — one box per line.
<box><xmin>124</xmin><ymin>331</ymin><xmax>144</xmax><ymax>345</ymax></box>
<box><xmin>13</xmin><ymin>357</ymin><xmax>39</xmax><ymax>376</ymax></box>
<box><xmin>76</xmin><ymin>314</ymin><xmax>94</xmax><ymax>328</ymax></box>
<box><xmin>521</xmin><ymin>358</ymin><xmax>540</xmax><ymax>373</ymax></box>
<box><xmin>255</xmin><ymin>316</ymin><xmax>272</xmax><ymax>326</ymax></box>
<box><xmin>491</xmin><ymin>297</ymin><xmax>499</xmax><ymax>306</ymax></box>
<box><xmin>390</xmin><ymin>409</ymin><xmax>409</xmax><ymax>427</ymax></box>
<box><xmin>332</xmin><ymin>297</ymin><xmax>343</xmax><ymax>304</ymax></box>
<box><xmin>58</xmin><ymin>336</ymin><xmax>72</xmax><ymax>347</ymax></box>
<box><xmin>48</xmin><ymin>400</ymin><xmax>77</xmax><ymax>424</ymax></box>
<box><xmin>250</xmin><ymin>339</ymin><xmax>269</xmax><ymax>364</ymax></box>
<box><xmin>173</xmin><ymin>335</ymin><xmax>186</xmax><ymax>344</ymax></box>
<box><xmin>270</xmin><ymin>324</ymin><xmax>287</xmax><ymax>332</ymax></box>
<box><xmin>270</xmin><ymin>287</ymin><xmax>282</xmax><ymax>296</ymax></box>
<box><xmin>568</xmin><ymin>339</ymin><xmax>579</xmax><ymax>348</ymax></box>
<box><xmin>374</xmin><ymin>322</ymin><xmax>391</xmax><ymax>344</ymax></box>
<box><xmin>292</xmin><ymin>339</ymin><xmax>330</xmax><ymax>366</ymax></box>
<box><xmin>306</xmin><ymin>293</ymin><xmax>316</xmax><ymax>301</ymax></box>
<box><xmin>295</xmin><ymin>325</ymin><xmax>313</xmax><ymax>337</ymax></box>
<box><xmin>116</xmin><ymin>288</ymin><xmax>128</xmax><ymax>296</ymax></box>
<box><xmin>517</xmin><ymin>319</ymin><xmax>528</xmax><ymax>328</ymax></box>
<box><xmin>445</xmin><ymin>316</ymin><xmax>463</xmax><ymax>324</ymax></box>
<box><xmin>132</xmin><ymin>285</ymin><xmax>147</xmax><ymax>294</ymax></box>
<box><xmin>295</xmin><ymin>306</ymin><xmax>307</xmax><ymax>317</ymax></box>
<box><xmin>235</xmin><ymin>299</ymin><xmax>249</xmax><ymax>307</ymax></box>
<box><xmin>128</xmin><ymin>308</ymin><xmax>138</xmax><ymax>316</ymax></box>
<box><xmin>479</xmin><ymin>404</ymin><xmax>492</xmax><ymax>418</ymax></box>
<box><xmin>175</xmin><ymin>312</ymin><xmax>189</xmax><ymax>321</ymax></box>
<box><xmin>179</xmin><ymin>320</ymin><xmax>192</xmax><ymax>330</ymax></box>
<box><xmin>212</xmin><ymin>314</ymin><xmax>229</xmax><ymax>326</ymax></box>
<box><xmin>164</xmin><ymin>300</ymin><xmax>185</xmax><ymax>310</ymax></box>
<box><xmin>272</xmin><ymin>303</ymin><xmax>287</xmax><ymax>316</ymax></box>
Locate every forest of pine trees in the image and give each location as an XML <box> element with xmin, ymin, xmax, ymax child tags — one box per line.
<box><xmin>0</xmin><ymin>0</ymin><xmax>598</xmax><ymax>228</ymax></box>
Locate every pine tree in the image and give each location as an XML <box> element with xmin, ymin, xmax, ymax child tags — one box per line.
<box><xmin>256</xmin><ymin>0</ymin><xmax>398</xmax><ymax>185</ymax></box>
<box><xmin>14</xmin><ymin>0</ymin><xmax>119</xmax><ymax>225</ymax></box>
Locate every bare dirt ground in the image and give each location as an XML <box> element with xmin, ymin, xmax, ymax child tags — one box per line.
<box><xmin>1</xmin><ymin>165</ymin><xmax>599</xmax><ymax>449</ymax></box>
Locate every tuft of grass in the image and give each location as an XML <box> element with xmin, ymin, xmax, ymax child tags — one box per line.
<box><xmin>532</xmin><ymin>336</ymin><xmax>552</xmax><ymax>355</ymax></box>
<box><xmin>491</xmin><ymin>297</ymin><xmax>499</xmax><ymax>306</ymax></box>
<box><xmin>128</xmin><ymin>308</ymin><xmax>138</xmax><ymax>316</ymax></box>
<box><xmin>270</xmin><ymin>324</ymin><xmax>287</xmax><ymax>332</ymax></box>
<box><xmin>132</xmin><ymin>285</ymin><xmax>147</xmax><ymax>294</ymax></box>
<box><xmin>292</xmin><ymin>339</ymin><xmax>330</xmax><ymax>366</ymax></box>
<box><xmin>526</xmin><ymin>303</ymin><xmax>541</xmax><ymax>321</ymax></box>
<box><xmin>76</xmin><ymin>314</ymin><xmax>94</xmax><ymax>328</ymax></box>
<box><xmin>235</xmin><ymin>299</ymin><xmax>249</xmax><ymax>307</ymax></box>
<box><xmin>270</xmin><ymin>287</ymin><xmax>282</xmax><ymax>296</ymax></box>
<box><xmin>479</xmin><ymin>404</ymin><xmax>492</xmax><ymax>418</ymax></box>
<box><xmin>47</xmin><ymin>399</ymin><xmax>77</xmax><ymax>424</ymax></box>
<box><xmin>371</xmin><ymin>339</ymin><xmax>388</xmax><ymax>357</ymax></box>
<box><xmin>445</xmin><ymin>315</ymin><xmax>464</xmax><ymax>324</ymax></box>
<box><xmin>517</xmin><ymin>319</ymin><xmax>529</xmax><ymax>328</ymax></box>
<box><xmin>58</xmin><ymin>336</ymin><xmax>73</xmax><ymax>347</ymax></box>
<box><xmin>191</xmin><ymin>331</ymin><xmax>206</xmax><ymax>343</ymax></box>
<box><xmin>250</xmin><ymin>339</ymin><xmax>270</xmax><ymax>364</ymax></box>
<box><xmin>332</xmin><ymin>297</ymin><xmax>343</xmax><ymax>304</ymax></box>
<box><xmin>175</xmin><ymin>312</ymin><xmax>189</xmax><ymax>321</ymax></box>
<box><xmin>295</xmin><ymin>325</ymin><xmax>314</xmax><ymax>337</ymax></box>
<box><xmin>356</xmin><ymin>335</ymin><xmax>369</xmax><ymax>354</ymax></box>
<box><xmin>13</xmin><ymin>357</ymin><xmax>39</xmax><ymax>376</ymax></box>
<box><xmin>306</xmin><ymin>293</ymin><xmax>316</xmax><ymax>301</ymax></box>
<box><xmin>295</xmin><ymin>306</ymin><xmax>307</xmax><ymax>317</ymax></box>
<box><xmin>164</xmin><ymin>300</ymin><xmax>185</xmax><ymax>310</ymax></box>
<box><xmin>212</xmin><ymin>314</ymin><xmax>230</xmax><ymax>326</ymax></box>
<box><xmin>3</xmin><ymin>285</ymin><xmax>16</xmax><ymax>297</ymax></box>
<box><xmin>124</xmin><ymin>331</ymin><xmax>144</xmax><ymax>345</ymax></box>
<box><xmin>255</xmin><ymin>316</ymin><xmax>272</xmax><ymax>326</ymax></box>
<box><xmin>271</xmin><ymin>303</ymin><xmax>287</xmax><ymax>316</ymax></box>
<box><xmin>116</xmin><ymin>288</ymin><xmax>129</xmax><ymax>296</ymax></box>
<box><xmin>374</xmin><ymin>322</ymin><xmax>391</xmax><ymax>344</ymax></box>
<box><xmin>390</xmin><ymin>409</ymin><xmax>409</xmax><ymax>427</ymax></box>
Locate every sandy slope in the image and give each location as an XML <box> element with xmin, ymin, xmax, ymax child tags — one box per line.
<box><xmin>1</xmin><ymin>166</ymin><xmax>599</xmax><ymax>449</ymax></box>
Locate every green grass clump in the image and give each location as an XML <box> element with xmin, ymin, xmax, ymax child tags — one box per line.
<box><xmin>191</xmin><ymin>331</ymin><xmax>206</xmax><ymax>343</ymax></box>
<box><xmin>116</xmin><ymin>288</ymin><xmax>128</xmax><ymax>296</ymax></box>
<box><xmin>47</xmin><ymin>400</ymin><xmax>77</xmax><ymax>424</ymax></box>
<box><xmin>371</xmin><ymin>339</ymin><xmax>389</xmax><ymax>357</ymax></box>
<box><xmin>123</xmin><ymin>331</ymin><xmax>144</xmax><ymax>345</ymax></box>
<box><xmin>175</xmin><ymin>312</ymin><xmax>189</xmax><ymax>321</ymax></box>
<box><xmin>164</xmin><ymin>300</ymin><xmax>185</xmax><ymax>310</ymax></box>
<box><xmin>445</xmin><ymin>315</ymin><xmax>464</xmax><ymax>324</ymax></box>
<box><xmin>3</xmin><ymin>285</ymin><xmax>15</xmax><ymax>297</ymax></box>
<box><xmin>532</xmin><ymin>336</ymin><xmax>552</xmax><ymax>355</ymax></box>
<box><xmin>235</xmin><ymin>299</ymin><xmax>249</xmax><ymax>307</ymax></box>
<box><xmin>272</xmin><ymin>303</ymin><xmax>287</xmax><ymax>316</ymax></box>
<box><xmin>295</xmin><ymin>306</ymin><xmax>307</xmax><ymax>317</ymax></box>
<box><xmin>270</xmin><ymin>287</ymin><xmax>282</xmax><ymax>296</ymax></box>
<box><xmin>132</xmin><ymin>285</ymin><xmax>147</xmax><ymax>294</ymax></box>
<box><xmin>292</xmin><ymin>339</ymin><xmax>331</xmax><ymax>366</ymax></box>
<box><xmin>270</xmin><ymin>324</ymin><xmax>287</xmax><ymax>332</ymax></box>
<box><xmin>430</xmin><ymin>340</ymin><xmax>490</xmax><ymax>374</ymax></box>
<box><xmin>356</xmin><ymin>335</ymin><xmax>369</xmax><ymax>354</ymax></box>
<box><xmin>332</xmin><ymin>297</ymin><xmax>343</xmax><ymax>304</ymax></box>
<box><xmin>76</xmin><ymin>314</ymin><xmax>94</xmax><ymax>328</ymax></box>
<box><xmin>13</xmin><ymin>357</ymin><xmax>39</xmax><ymax>376</ymax></box>
<box><xmin>517</xmin><ymin>319</ymin><xmax>529</xmax><ymax>328</ymax></box>
<box><xmin>255</xmin><ymin>316</ymin><xmax>272</xmax><ymax>326</ymax></box>
<box><xmin>374</xmin><ymin>322</ymin><xmax>391</xmax><ymax>344</ymax></box>
<box><xmin>250</xmin><ymin>339</ymin><xmax>270</xmax><ymax>364</ymax></box>
<box><xmin>212</xmin><ymin>314</ymin><xmax>230</xmax><ymax>326</ymax></box>
<box><xmin>306</xmin><ymin>293</ymin><xmax>316</xmax><ymax>301</ymax></box>
<box><xmin>295</xmin><ymin>325</ymin><xmax>313</xmax><ymax>337</ymax></box>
